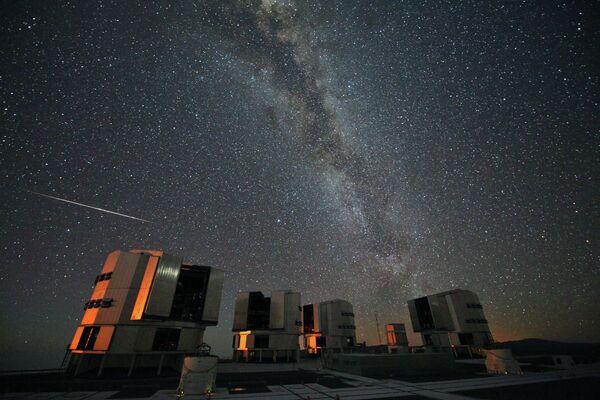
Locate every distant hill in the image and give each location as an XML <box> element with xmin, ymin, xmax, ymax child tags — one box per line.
<box><xmin>495</xmin><ymin>338</ymin><xmax>600</xmax><ymax>362</ymax></box>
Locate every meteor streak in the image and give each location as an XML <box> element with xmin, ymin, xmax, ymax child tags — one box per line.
<box><xmin>26</xmin><ymin>190</ymin><xmax>152</xmax><ymax>223</ymax></box>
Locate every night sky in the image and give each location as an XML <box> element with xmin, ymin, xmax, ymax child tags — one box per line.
<box><xmin>1</xmin><ymin>1</ymin><xmax>598</xmax><ymax>370</ymax></box>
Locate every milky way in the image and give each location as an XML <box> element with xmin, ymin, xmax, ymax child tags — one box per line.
<box><xmin>1</xmin><ymin>1</ymin><xmax>598</xmax><ymax>369</ymax></box>
<box><xmin>210</xmin><ymin>1</ymin><xmax>421</xmax><ymax>286</ymax></box>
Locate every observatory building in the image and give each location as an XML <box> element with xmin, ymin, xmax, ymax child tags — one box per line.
<box><xmin>408</xmin><ymin>289</ymin><xmax>493</xmax><ymax>350</ymax></box>
<box><xmin>302</xmin><ymin>299</ymin><xmax>356</xmax><ymax>355</ymax></box>
<box><xmin>232</xmin><ymin>290</ymin><xmax>302</xmax><ymax>362</ymax></box>
<box><xmin>68</xmin><ymin>249</ymin><xmax>224</xmax><ymax>376</ymax></box>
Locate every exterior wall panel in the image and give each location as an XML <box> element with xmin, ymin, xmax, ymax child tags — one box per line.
<box><xmin>428</xmin><ymin>294</ymin><xmax>452</xmax><ymax>330</ymax></box>
<box><xmin>178</xmin><ymin>328</ymin><xmax>201</xmax><ymax>351</ymax></box>
<box><xmin>233</xmin><ymin>292</ymin><xmax>250</xmax><ymax>330</ymax></box>
<box><xmin>69</xmin><ymin>326</ymin><xmax>85</xmax><ymax>350</ymax></box>
<box><xmin>144</xmin><ymin>253</ymin><xmax>182</xmax><ymax>317</ymax></box>
<box><xmin>95</xmin><ymin>288</ymin><xmax>128</xmax><ymax>325</ymax></box>
<box><xmin>120</xmin><ymin>255</ymin><xmax>152</xmax><ymax>323</ymax></box>
<box><xmin>133</xmin><ymin>326</ymin><xmax>156</xmax><ymax>352</ymax></box>
<box><xmin>130</xmin><ymin>255</ymin><xmax>160</xmax><ymax>320</ymax></box>
<box><xmin>284</xmin><ymin>292</ymin><xmax>301</xmax><ymax>332</ymax></box>
<box><xmin>246</xmin><ymin>334</ymin><xmax>255</xmax><ymax>349</ymax></box>
<box><xmin>269</xmin><ymin>291</ymin><xmax>285</xmax><ymax>329</ymax></box>
<box><xmin>109</xmin><ymin>326</ymin><xmax>140</xmax><ymax>353</ymax></box>
<box><xmin>101</xmin><ymin>250</ymin><xmax>121</xmax><ymax>274</ymax></box>
<box><xmin>94</xmin><ymin>326</ymin><xmax>115</xmax><ymax>351</ymax></box>
<box><xmin>313</xmin><ymin>303</ymin><xmax>321</xmax><ymax>332</ymax></box>
<box><xmin>201</xmin><ymin>268</ymin><xmax>224</xmax><ymax>324</ymax></box>
<box><xmin>269</xmin><ymin>334</ymin><xmax>298</xmax><ymax>349</ymax></box>
<box><xmin>110</xmin><ymin>251</ymin><xmax>143</xmax><ymax>291</ymax></box>
<box><xmin>407</xmin><ymin>300</ymin><xmax>421</xmax><ymax>331</ymax></box>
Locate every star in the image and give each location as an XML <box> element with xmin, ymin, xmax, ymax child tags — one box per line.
<box><xmin>0</xmin><ymin>0</ymin><xmax>597</xmax><ymax>369</ymax></box>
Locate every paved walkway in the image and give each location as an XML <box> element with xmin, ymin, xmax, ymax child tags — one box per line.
<box><xmin>1</xmin><ymin>363</ymin><xmax>599</xmax><ymax>400</ymax></box>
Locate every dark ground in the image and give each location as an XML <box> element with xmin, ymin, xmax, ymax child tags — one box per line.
<box><xmin>0</xmin><ymin>369</ymin><xmax>179</xmax><ymax>394</ymax></box>
<box><xmin>454</xmin><ymin>376</ymin><xmax>600</xmax><ymax>400</ymax></box>
<box><xmin>362</xmin><ymin>361</ymin><xmax>489</xmax><ymax>382</ymax></box>
<box><xmin>496</xmin><ymin>339</ymin><xmax>600</xmax><ymax>364</ymax></box>
<box><xmin>1</xmin><ymin>363</ymin><xmax>598</xmax><ymax>399</ymax></box>
<box><xmin>0</xmin><ymin>368</ymin><xmax>355</xmax><ymax>395</ymax></box>
<box><xmin>217</xmin><ymin>370</ymin><xmax>354</xmax><ymax>394</ymax></box>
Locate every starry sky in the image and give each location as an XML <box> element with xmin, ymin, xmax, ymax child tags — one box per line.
<box><xmin>1</xmin><ymin>1</ymin><xmax>598</xmax><ymax>370</ymax></box>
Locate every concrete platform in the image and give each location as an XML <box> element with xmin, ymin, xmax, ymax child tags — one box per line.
<box><xmin>1</xmin><ymin>362</ymin><xmax>598</xmax><ymax>399</ymax></box>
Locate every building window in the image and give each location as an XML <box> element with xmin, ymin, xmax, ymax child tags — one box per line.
<box><xmin>316</xmin><ymin>336</ymin><xmax>327</xmax><ymax>348</ymax></box>
<box><xmin>100</xmin><ymin>298</ymin><xmax>113</xmax><ymax>308</ymax></box>
<box><xmin>94</xmin><ymin>272</ymin><xmax>112</xmax><ymax>285</ymax></box>
<box><xmin>84</xmin><ymin>299</ymin><xmax>100</xmax><ymax>310</ymax></box>
<box><xmin>341</xmin><ymin>312</ymin><xmax>355</xmax><ymax>317</ymax></box>
<box><xmin>152</xmin><ymin>328</ymin><xmax>181</xmax><ymax>351</ymax></box>
<box><xmin>465</xmin><ymin>318</ymin><xmax>488</xmax><ymax>324</ymax></box>
<box><xmin>169</xmin><ymin>266</ymin><xmax>210</xmax><ymax>322</ymax></box>
<box><xmin>247</xmin><ymin>292</ymin><xmax>271</xmax><ymax>330</ymax></box>
<box><xmin>458</xmin><ymin>333</ymin><xmax>474</xmax><ymax>345</ymax></box>
<box><xmin>415</xmin><ymin>296</ymin><xmax>435</xmax><ymax>329</ymax></box>
<box><xmin>84</xmin><ymin>298</ymin><xmax>113</xmax><ymax>310</ymax></box>
<box><xmin>303</xmin><ymin>304</ymin><xmax>315</xmax><ymax>333</ymax></box>
<box><xmin>77</xmin><ymin>326</ymin><xmax>100</xmax><ymax>350</ymax></box>
<box><xmin>254</xmin><ymin>335</ymin><xmax>269</xmax><ymax>349</ymax></box>
<box><xmin>423</xmin><ymin>334</ymin><xmax>433</xmax><ymax>346</ymax></box>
